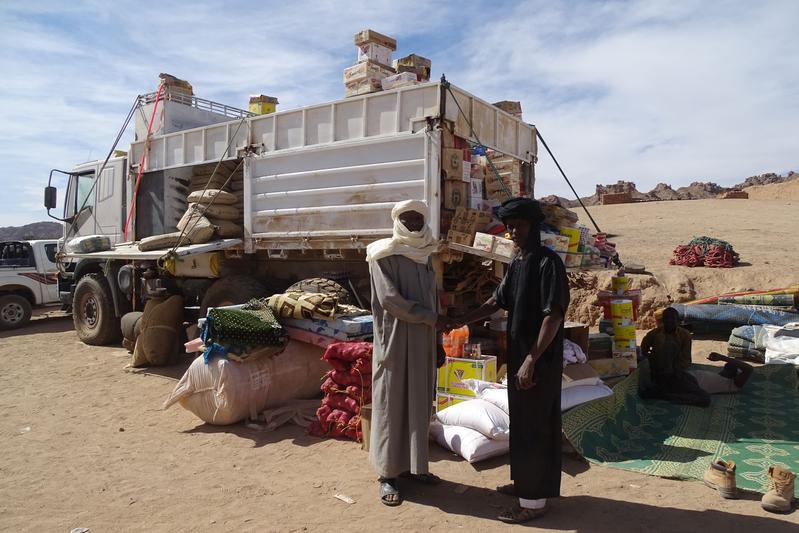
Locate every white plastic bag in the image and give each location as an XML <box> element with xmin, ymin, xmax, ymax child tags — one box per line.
<box><xmin>763</xmin><ymin>323</ymin><xmax>799</xmax><ymax>365</ymax></box>
<box><xmin>435</xmin><ymin>399</ymin><xmax>510</xmax><ymax>440</ymax></box>
<box><xmin>163</xmin><ymin>340</ymin><xmax>328</xmax><ymax>425</ymax></box>
<box><xmin>430</xmin><ymin>421</ymin><xmax>509</xmax><ymax>463</ymax></box>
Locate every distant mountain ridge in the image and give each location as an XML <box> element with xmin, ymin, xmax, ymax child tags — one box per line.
<box><xmin>565</xmin><ymin>171</ymin><xmax>797</xmax><ymax>207</ymax></box>
<box><xmin>0</xmin><ymin>222</ymin><xmax>62</xmax><ymax>241</ymax></box>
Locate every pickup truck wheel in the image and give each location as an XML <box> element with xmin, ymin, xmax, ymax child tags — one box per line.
<box><xmin>0</xmin><ymin>294</ymin><xmax>32</xmax><ymax>330</ymax></box>
<box><xmin>73</xmin><ymin>273</ymin><xmax>121</xmax><ymax>345</ymax></box>
<box><xmin>286</xmin><ymin>277</ymin><xmax>353</xmax><ymax>304</ymax></box>
<box><xmin>200</xmin><ymin>275</ymin><xmax>267</xmax><ymax>314</ymax></box>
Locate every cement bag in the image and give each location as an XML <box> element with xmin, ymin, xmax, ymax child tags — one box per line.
<box><xmin>434</xmin><ymin>399</ymin><xmax>510</xmax><ymax>440</ymax></box>
<box><xmin>66</xmin><ymin>235</ymin><xmax>111</xmax><ymax>254</ymax></box>
<box><xmin>132</xmin><ymin>295</ymin><xmax>184</xmax><ymax>367</ymax></box>
<box><xmin>188</xmin><ymin>188</ymin><xmax>237</xmax><ymax>205</ymax></box>
<box><xmin>430</xmin><ymin>421</ymin><xmax>509</xmax><ymax>463</ymax></box>
<box><xmin>199</xmin><ymin>203</ymin><xmax>240</xmax><ymax>221</ymax></box>
<box><xmin>210</xmin><ymin>218</ymin><xmax>243</xmax><ymax>238</ymax></box>
<box><xmin>163</xmin><ymin>340</ymin><xmax>328</xmax><ymax>425</ymax></box>
<box><xmin>138</xmin><ymin>224</ymin><xmax>214</xmax><ymax>252</ymax></box>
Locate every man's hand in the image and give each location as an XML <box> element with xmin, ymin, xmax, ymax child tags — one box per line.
<box><xmin>516</xmin><ymin>355</ymin><xmax>537</xmax><ymax>390</ymax></box>
<box><xmin>435</xmin><ymin>315</ymin><xmax>456</xmax><ymax>331</ymax></box>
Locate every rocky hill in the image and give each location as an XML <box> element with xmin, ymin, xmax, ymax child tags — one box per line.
<box><xmin>0</xmin><ymin>222</ymin><xmax>62</xmax><ymax>241</ymax></box>
<box><xmin>567</xmin><ymin>171</ymin><xmax>797</xmax><ymax>206</ymax></box>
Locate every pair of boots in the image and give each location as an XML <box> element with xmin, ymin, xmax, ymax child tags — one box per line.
<box><xmin>704</xmin><ymin>459</ymin><xmax>796</xmax><ymax>513</ymax></box>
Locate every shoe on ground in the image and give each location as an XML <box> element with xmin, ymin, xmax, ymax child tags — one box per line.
<box><xmin>703</xmin><ymin>459</ymin><xmax>738</xmax><ymax>499</ymax></box>
<box><xmin>761</xmin><ymin>466</ymin><xmax>796</xmax><ymax>513</ymax></box>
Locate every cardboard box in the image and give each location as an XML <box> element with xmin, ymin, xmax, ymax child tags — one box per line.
<box><xmin>442</xmin><ymin>148</ymin><xmax>471</xmax><ymax>180</ymax></box>
<box><xmin>354</xmin><ymin>29</ymin><xmax>397</xmax><ymax>50</ymax></box>
<box><xmin>248</xmin><ymin>94</ymin><xmax>279</xmax><ymax>115</ymax></box>
<box><xmin>344</xmin><ymin>78</ymin><xmax>384</xmax><ymax>97</ymax></box>
<box><xmin>444</xmin><ymin>181</ymin><xmax>468</xmax><ymax>210</ymax></box>
<box><xmin>343</xmin><ymin>61</ymin><xmax>395</xmax><ymax>84</ymax></box>
<box><xmin>613</xmin><ymin>350</ymin><xmax>638</xmax><ymax>370</ymax></box>
<box><xmin>473</xmin><ymin>232</ymin><xmax>495</xmax><ymax>252</ymax></box>
<box><xmin>450</xmin><ymin>207</ymin><xmax>491</xmax><ymax>234</ymax></box>
<box><xmin>357</xmin><ymin>42</ymin><xmax>393</xmax><ymax>66</ymax></box>
<box><xmin>394</xmin><ymin>54</ymin><xmax>432</xmax><ymax>82</ymax></box>
<box><xmin>470</xmin><ymin>178</ymin><xmax>483</xmax><ymax>198</ymax></box>
<box><xmin>562</xmin><ymin>363</ymin><xmax>600</xmax><ymax>388</ymax></box>
<box><xmin>492</xmin><ymin>100</ymin><xmax>523</xmax><ymax>118</ymax></box>
<box><xmin>564</xmin><ymin>322</ymin><xmax>589</xmax><ymax>354</ymax></box>
<box><xmin>381</xmin><ymin>72</ymin><xmax>418</xmax><ymax>91</ymax></box>
<box><xmin>447</xmin><ymin>230</ymin><xmax>473</xmax><ymax>246</ymax></box>
<box><xmin>588</xmin><ymin>357</ymin><xmax>630</xmax><ymax>379</ymax></box>
<box><xmin>438</xmin><ymin>355</ymin><xmax>498</xmax><ymax>396</ymax></box>
<box><xmin>493</xmin><ymin>237</ymin><xmax>516</xmax><ymax>258</ymax></box>
<box><xmin>435</xmin><ymin>391</ymin><xmax>473</xmax><ymax>412</ymax></box>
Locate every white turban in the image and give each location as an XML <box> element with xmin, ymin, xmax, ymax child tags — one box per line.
<box><xmin>366</xmin><ymin>200</ymin><xmax>438</xmax><ymax>264</ymax></box>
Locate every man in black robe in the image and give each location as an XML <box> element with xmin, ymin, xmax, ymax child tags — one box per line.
<box><xmin>459</xmin><ymin>197</ymin><xmax>570</xmax><ymax>523</ymax></box>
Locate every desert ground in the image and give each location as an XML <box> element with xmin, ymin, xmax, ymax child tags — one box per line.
<box><xmin>1</xmin><ymin>195</ymin><xmax>797</xmax><ymax>532</ymax></box>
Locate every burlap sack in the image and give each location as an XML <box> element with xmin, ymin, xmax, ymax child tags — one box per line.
<box><xmin>187</xmin><ymin>188</ymin><xmax>237</xmax><ymax>205</ymax></box>
<box><xmin>138</xmin><ymin>222</ymin><xmax>215</xmax><ymax>252</ymax></box>
<box><xmin>132</xmin><ymin>295</ymin><xmax>184</xmax><ymax>367</ymax></box>
<box><xmin>201</xmin><ymin>203</ymin><xmax>240</xmax><ymax>221</ymax></box>
<box><xmin>210</xmin><ymin>218</ymin><xmax>242</xmax><ymax>238</ymax></box>
<box><xmin>267</xmin><ymin>291</ymin><xmax>337</xmax><ymax>320</ymax></box>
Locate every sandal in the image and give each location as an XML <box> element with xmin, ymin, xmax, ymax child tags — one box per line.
<box><xmin>379</xmin><ymin>478</ymin><xmax>402</xmax><ymax>507</ymax></box>
<box><xmin>496</xmin><ymin>483</ymin><xmax>515</xmax><ymax>496</ymax></box>
<box><xmin>401</xmin><ymin>472</ymin><xmax>442</xmax><ymax>485</ymax></box>
<box><xmin>498</xmin><ymin>504</ymin><xmax>548</xmax><ymax>524</ymax></box>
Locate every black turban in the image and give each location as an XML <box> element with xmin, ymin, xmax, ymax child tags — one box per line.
<box><xmin>497</xmin><ymin>197</ymin><xmax>545</xmax><ymax>223</ymax></box>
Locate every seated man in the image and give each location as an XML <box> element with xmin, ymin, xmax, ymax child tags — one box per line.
<box><xmin>638</xmin><ymin>307</ymin><xmax>753</xmax><ymax>407</ymax></box>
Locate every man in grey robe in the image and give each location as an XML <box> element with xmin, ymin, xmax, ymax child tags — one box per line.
<box><xmin>367</xmin><ymin>200</ymin><xmax>450</xmax><ymax>506</ymax></box>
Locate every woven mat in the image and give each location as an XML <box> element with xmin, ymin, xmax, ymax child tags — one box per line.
<box><xmin>563</xmin><ymin>365</ymin><xmax>799</xmax><ymax>495</ymax></box>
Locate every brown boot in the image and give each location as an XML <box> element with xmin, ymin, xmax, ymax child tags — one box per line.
<box><xmin>703</xmin><ymin>459</ymin><xmax>738</xmax><ymax>499</ymax></box>
<box><xmin>761</xmin><ymin>466</ymin><xmax>796</xmax><ymax>513</ymax></box>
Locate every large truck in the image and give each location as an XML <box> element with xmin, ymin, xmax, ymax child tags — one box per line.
<box><xmin>44</xmin><ymin>79</ymin><xmax>538</xmax><ymax>345</ymax></box>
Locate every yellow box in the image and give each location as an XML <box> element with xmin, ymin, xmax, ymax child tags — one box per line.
<box><xmin>248</xmin><ymin>95</ymin><xmax>278</xmax><ymax>115</ymax></box>
<box><xmin>611</xmin><ymin>299</ymin><xmax>634</xmax><ymax>320</ymax></box>
<box><xmin>612</xmin><ymin>321</ymin><xmax>636</xmax><ymax>340</ymax></box>
<box><xmin>435</xmin><ymin>392</ymin><xmax>473</xmax><ymax>412</ymax></box>
<box><xmin>588</xmin><ymin>357</ymin><xmax>630</xmax><ymax>378</ymax></box>
<box><xmin>560</xmin><ymin>227</ymin><xmax>581</xmax><ymax>253</ymax></box>
<box><xmin>437</xmin><ymin>355</ymin><xmax>498</xmax><ymax>397</ymax></box>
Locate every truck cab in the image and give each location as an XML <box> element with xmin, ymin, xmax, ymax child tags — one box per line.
<box><xmin>0</xmin><ymin>240</ymin><xmax>60</xmax><ymax>329</ymax></box>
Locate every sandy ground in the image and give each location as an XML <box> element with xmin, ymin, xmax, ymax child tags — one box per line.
<box><xmin>1</xmin><ymin>197</ymin><xmax>798</xmax><ymax>532</ymax></box>
<box><xmin>566</xmin><ymin>197</ymin><xmax>798</xmax><ymax>327</ymax></box>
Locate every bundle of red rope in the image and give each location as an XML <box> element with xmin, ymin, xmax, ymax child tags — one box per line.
<box><xmin>670</xmin><ymin>237</ymin><xmax>740</xmax><ymax>268</ymax></box>
<box><xmin>309</xmin><ymin>342</ymin><xmax>372</xmax><ymax>441</ymax></box>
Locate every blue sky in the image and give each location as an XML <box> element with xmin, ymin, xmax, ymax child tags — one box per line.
<box><xmin>1</xmin><ymin>0</ymin><xmax>797</xmax><ymax>226</ymax></box>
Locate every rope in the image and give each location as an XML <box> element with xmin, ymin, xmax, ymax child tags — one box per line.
<box><xmin>124</xmin><ymin>82</ymin><xmax>165</xmax><ymax>241</ymax></box>
<box><xmin>441</xmin><ymin>77</ymin><xmax>513</xmax><ymax>199</ymax></box>
<box><xmin>534</xmin><ymin>127</ymin><xmax>602</xmax><ymax>234</ymax></box>
<box><xmin>64</xmin><ymin>96</ymin><xmax>139</xmax><ymax>241</ymax></box>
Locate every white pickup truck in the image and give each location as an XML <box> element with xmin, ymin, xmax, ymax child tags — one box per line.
<box><xmin>0</xmin><ymin>240</ymin><xmax>60</xmax><ymax>329</ymax></box>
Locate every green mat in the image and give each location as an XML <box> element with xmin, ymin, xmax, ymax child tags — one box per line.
<box><xmin>563</xmin><ymin>365</ymin><xmax>799</xmax><ymax>496</ymax></box>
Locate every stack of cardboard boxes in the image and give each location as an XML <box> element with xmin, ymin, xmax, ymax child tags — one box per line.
<box><xmin>344</xmin><ymin>30</ymin><xmax>397</xmax><ymax>97</ymax></box>
<box><xmin>436</xmin><ymin>353</ymin><xmax>498</xmax><ymax>411</ymax></box>
<box><xmin>344</xmin><ymin>30</ymin><xmax>433</xmax><ymax>97</ymax></box>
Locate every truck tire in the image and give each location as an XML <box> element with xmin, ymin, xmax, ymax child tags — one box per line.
<box><xmin>0</xmin><ymin>294</ymin><xmax>32</xmax><ymax>330</ymax></box>
<box><xmin>286</xmin><ymin>278</ymin><xmax>353</xmax><ymax>304</ymax></box>
<box><xmin>200</xmin><ymin>275</ymin><xmax>268</xmax><ymax>314</ymax></box>
<box><xmin>73</xmin><ymin>273</ymin><xmax>121</xmax><ymax>345</ymax></box>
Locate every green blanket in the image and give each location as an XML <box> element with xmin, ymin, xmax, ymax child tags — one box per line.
<box><xmin>563</xmin><ymin>365</ymin><xmax>799</xmax><ymax>496</ymax></box>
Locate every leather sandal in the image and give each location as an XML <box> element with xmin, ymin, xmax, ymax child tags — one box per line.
<box><xmin>401</xmin><ymin>472</ymin><xmax>442</xmax><ymax>485</ymax></box>
<box><xmin>498</xmin><ymin>504</ymin><xmax>548</xmax><ymax>523</ymax></box>
<box><xmin>379</xmin><ymin>478</ymin><xmax>401</xmax><ymax>506</ymax></box>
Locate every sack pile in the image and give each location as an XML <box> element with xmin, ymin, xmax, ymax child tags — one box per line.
<box><xmin>670</xmin><ymin>236</ymin><xmax>740</xmax><ymax>268</ymax></box>
<box><xmin>309</xmin><ymin>342</ymin><xmax>373</xmax><ymax>441</ymax></box>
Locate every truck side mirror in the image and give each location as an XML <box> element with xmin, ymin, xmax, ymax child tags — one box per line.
<box><xmin>44</xmin><ymin>186</ymin><xmax>57</xmax><ymax>209</ymax></box>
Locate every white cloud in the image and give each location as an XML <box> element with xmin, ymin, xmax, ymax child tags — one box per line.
<box><xmin>0</xmin><ymin>0</ymin><xmax>796</xmax><ymax>227</ymax></box>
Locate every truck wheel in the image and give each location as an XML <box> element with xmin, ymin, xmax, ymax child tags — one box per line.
<box><xmin>286</xmin><ymin>278</ymin><xmax>353</xmax><ymax>304</ymax></box>
<box><xmin>200</xmin><ymin>275</ymin><xmax>267</xmax><ymax>314</ymax></box>
<box><xmin>0</xmin><ymin>294</ymin><xmax>32</xmax><ymax>330</ymax></box>
<box><xmin>73</xmin><ymin>273</ymin><xmax>121</xmax><ymax>345</ymax></box>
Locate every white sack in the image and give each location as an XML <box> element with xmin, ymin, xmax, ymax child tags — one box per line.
<box><xmin>480</xmin><ymin>388</ymin><xmax>509</xmax><ymax>414</ymax></box>
<box><xmin>561</xmin><ymin>384</ymin><xmax>613</xmax><ymax>411</ymax></box>
<box><xmin>163</xmin><ymin>340</ymin><xmax>328</xmax><ymax>425</ymax></box>
<box><xmin>435</xmin><ymin>399</ymin><xmax>510</xmax><ymax>440</ymax></box>
<box><xmin>430</xmin><ymin>421</ymin><xmax>509</xmax><ymax>463</ymax></box>
<box><xmin>763</xmin><ymin>323</ymin><xmax>799</xmax><ymax>365</ymax></box>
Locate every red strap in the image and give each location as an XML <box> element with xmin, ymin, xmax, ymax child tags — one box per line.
<box><xmin>124</xmin><ymin>83</ymin><xmax>165</xmax><ymax>240</ymax></box>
